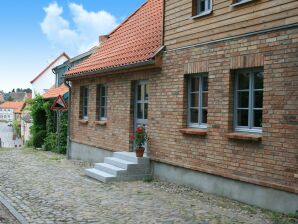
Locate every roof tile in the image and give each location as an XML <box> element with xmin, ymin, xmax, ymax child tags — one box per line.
<box><xmin>66</xmin><ymin>0</ymin><xmax>163</xmax><ymax>76</ymax></box>
<box><xmin>43</xmin><ymin>83</ymin><xmax>69</xmax><ymax>99</ymax></box>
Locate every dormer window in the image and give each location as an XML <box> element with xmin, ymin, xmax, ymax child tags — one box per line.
<box><xmin>193</xmin><ymin>0</ymin><xmax>212</xmax><ymax>17</ymax></box>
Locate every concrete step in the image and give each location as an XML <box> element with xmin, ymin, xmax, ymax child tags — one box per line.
<box><xmin>85</xmin><ymin>168</ymin><xmax>116</xmax><ymax>183</ymax></box>
<box><xmin>113</xmin><ymin>152</ymin><xmax>149</xmax><ymax>164</ymax></box>
<box><xmin>95</xmin><ymin>163</ymin><xmax>126</xmax><ymax>176</ymax></box>
<box><xmin>104</xmin><ymin>157</ymin><xmax>135</xmax><ymax>169</ymax></box>
<box><xmin>86</xmin><ymin>151</ymin><xmax>151</xmax><ymax>183</ymax></box>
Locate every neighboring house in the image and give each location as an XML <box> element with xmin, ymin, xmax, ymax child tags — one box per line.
<box><xmin>31</xmin><ymin>53</ymin><xmax>69</xmax><ymax>98</ymax></box>
<box><xmin>0</xmin><ymin>102</ymin><xmax>25</xmax><ymax>122</ymax></box>
<box><xmin>21</xmin><ymin>105</ymin><xmax>32</xmax><ymax>144</ymax></box>
<box><xmin>10</xmin><ymin>92</ymin><xmax>26</xmax><ymax>101</ymax></box>
<box><xmin>42</xmin><ymin>48</ymin><xmax>96</xmax><ymax>100</ymax></box>
<box><xmin>65</xmin><ymin>0</ymin><xmax>298</xmax><ymax>214</ymax></box>
<box><xmin>53</xmin><ymin>48</ymin><xmax>96</xmax><ymax>87</ymax></box>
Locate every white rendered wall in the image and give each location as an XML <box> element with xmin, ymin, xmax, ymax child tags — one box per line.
<box><xmin>32</xmin><ymin>56</ymin><xmax>68</xmax><ymax>98</ymax></box>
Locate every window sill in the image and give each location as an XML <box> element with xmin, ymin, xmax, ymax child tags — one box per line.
<box><xmin>94</xmin><ymin>120</ymin><xmax>107</xmax><ymax>126</ymax></box>
<box><xmin>180</xmin><ymin>128</ymin><xmax>207</xmax><ymax>136</ymax></box>
<box><xmin>78</xmin><ymin>119</ymin><xmax>88</xmax><ymax>124</ymax></box>
<box><xmin>190</xmin><ymin>10</ymin><xmax>212</xmax><ymax>20</ymax></box>
<box><xmin>226</xmin><ymin>132</ymin><xmax>262</xmax><ymax>141</ymax></box>
<box><xmin>230</xmin><ymin>0</ymin><xmax>254</xmax><ymax>7</ymax></box>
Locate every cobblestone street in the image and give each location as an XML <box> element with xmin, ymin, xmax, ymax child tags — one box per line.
<box><xmin>0</xmin><ymin>148</ymin><xmax>286</xmax><ymax>224</ymax></box>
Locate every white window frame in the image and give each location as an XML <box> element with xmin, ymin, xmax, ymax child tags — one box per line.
<box><xmin>188</xmin><ymin>74</ymin><xmax>208</xmax><ymax>129</ymax></box>
<box><xmin>234</xmin><ymin>68</ymin><xmax>263</xmax><ymax>133</ymax></box>
<box><xmin>195</xmin><ymin>0</ymin><xmax>212</xmax><ymax>17</ymax></box>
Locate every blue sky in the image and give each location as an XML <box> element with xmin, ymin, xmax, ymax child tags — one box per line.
<box><xmin>0</xmin><ymin>0</ymin><xmax>144</xmax><ymax>92</ymax></box>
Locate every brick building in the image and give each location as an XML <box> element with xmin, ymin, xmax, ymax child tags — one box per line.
<box><xmin>66</xmin><ymin>0</ymin><xmax>298</xmax><ymax>213</ymax></box>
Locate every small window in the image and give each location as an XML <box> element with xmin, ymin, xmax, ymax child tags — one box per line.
<box><xmin>96</xmin><ymin>84</ymin><xmax>107</xmax><ymax>121</ymax></box>
<box><xmin>193</xmin><ymin>0</ymin><xmax>212</xmax><ymax>16</ymax></box>
<box><xmin>79</xmin><ymin>86</ymin><xmax>89</xmax><ymax>120</ymax></box>
<box><xmin>188</xmin><ymin>74</ymin><xmax>208</xmax><ymax>128</ymax></box>
<box><xmin>234</xmin><ymin>68</ymin><xmax>263</xmax><ymax>133</ymax></box>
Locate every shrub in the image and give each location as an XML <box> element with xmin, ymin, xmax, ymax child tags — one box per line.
<box><xmin>25</xmin><ymin>138</ymin><xmax>33</xmax><ymax>147</ymax></box>
<box><xmin>32</xmin><ymin>130</ymin><xmax>47</xmax><ymax>148</ymax></box>
<box><xmin>44</xmin><ymin>132</ymin><xmax>57</xmax><ymax>152</ymax></box>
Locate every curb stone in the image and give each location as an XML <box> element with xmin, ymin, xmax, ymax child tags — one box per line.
<box><xmin>0</xmin><ymin>194</ymin><xmax>28</xmax><ymax>224</ymax></box>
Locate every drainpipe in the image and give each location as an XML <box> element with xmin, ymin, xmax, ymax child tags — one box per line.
<box><xmin>64</xmin><ymin>79</ymin><xmax>72</xmax><ymax>160</ymax></box>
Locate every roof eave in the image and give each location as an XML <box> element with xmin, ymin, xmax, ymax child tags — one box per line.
<box><xmin>65</xmin><ymin>59</ymin><xmax>158</xmax><ymax>80</ymax></box>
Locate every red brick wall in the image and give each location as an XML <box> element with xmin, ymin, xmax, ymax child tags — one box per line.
<box><xmin>70</xmin><ymin>70</ymin><xmax>160</xmax><ymax>152</ymax></box>
<box><xmin>149</xmin><ymin>28</ymin><xmax>298</xmax><ymax>194</ymax></box>
<box><xmin>70</xmin><ymin>28</ymin><xmax>298</xmax><ymax>194</ymax></box>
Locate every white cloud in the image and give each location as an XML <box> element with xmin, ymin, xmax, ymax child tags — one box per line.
<box><xmin>40</xmin><ymin>2</ymin><xmax>118</xmax><ymax>55</ymax></box>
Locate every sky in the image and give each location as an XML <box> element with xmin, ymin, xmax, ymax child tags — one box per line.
<box><xmin>0</xmin><ymin>0</ymin><xmax>144</xmax><ymax>92</ymax></box>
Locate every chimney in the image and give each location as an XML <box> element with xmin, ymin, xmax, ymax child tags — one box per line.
<box><xmin>99</xmin><ymin>35</ymin><xmax>109</xmax><ymax>43</ymax></box>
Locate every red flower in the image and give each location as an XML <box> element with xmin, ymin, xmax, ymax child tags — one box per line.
<box><xmin>136</xmin><ymin>127</ymin><xmax>143</xmax><ymax>133</ymax></box>
<box><xmin>129</xmin><ymin>135</ymin><xmax>135</xmax><ymax>140</ymax></box>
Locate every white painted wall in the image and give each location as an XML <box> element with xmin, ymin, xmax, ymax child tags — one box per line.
<box><xmin>32</xmin><ymin>56</ymin><xmax>68</xmax><ymax>98</ymax></box>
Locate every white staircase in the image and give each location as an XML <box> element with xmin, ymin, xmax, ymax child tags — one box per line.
<box><xmin>85</xmin><ymin>152</ymin><xmax>151</xmax><ymax>183</ymax></box>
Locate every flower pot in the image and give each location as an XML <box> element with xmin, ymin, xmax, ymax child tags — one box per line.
<box><xmin>135</xmin><ymin>147</ymin><xmax>145</xmax><ymax>157</ymax></box>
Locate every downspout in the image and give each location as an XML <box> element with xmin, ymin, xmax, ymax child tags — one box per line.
<box><xmin>64</xmin><ymin>79</ymin><xmax>72</xmax><ymax>160</ymax></box>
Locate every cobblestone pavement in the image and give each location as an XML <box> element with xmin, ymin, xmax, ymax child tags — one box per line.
<box><xmin>0</xmin><ymin>202</ymin><xmax>18</xmax><ymax>224</ymax></box>
<box><xmin>0</xmin><ymin>148</ymin><xmax>285</xmax><ymax>224</ymax></box>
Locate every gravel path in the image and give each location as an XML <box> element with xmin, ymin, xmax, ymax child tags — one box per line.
<box><xmin>0</xmin><ymin>148</ymin><xmax>291</xmax><ymax>224</ymax></box>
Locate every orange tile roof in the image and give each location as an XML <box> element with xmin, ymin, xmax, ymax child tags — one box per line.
<box><xmin>31</xmin><ymin>52</ymin><xmax>70</xmax><ymax>84</ymax></box>
<box><xmin>43</xmin><ymin>83</ymin><xmax>69</xmax><ymax>99</ymax></box>
<box><xmin>66</xmin><ymin>0</ymin><xmax>163</xmax><ymax>77</ymax></box>
<box><xmin>0</xmin><ymin>101</ymin><xmax>25</xmax><ymax>114</ymax></box>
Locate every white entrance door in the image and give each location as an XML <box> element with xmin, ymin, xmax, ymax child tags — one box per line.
<box><xmin>134</xmin><ymin>81</ymin><xmax>148</xmax><ymax>151</ymax></box>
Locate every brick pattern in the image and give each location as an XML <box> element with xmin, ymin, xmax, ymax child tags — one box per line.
<box><xmin>70</xmin><ymin>70</ymin><xmax>160</xmax><ymax>152</ymax></box>
<box><xmin>70</xmin><ymin>28</ymin><xmax>298</xmax><ymax>194</ymax></box>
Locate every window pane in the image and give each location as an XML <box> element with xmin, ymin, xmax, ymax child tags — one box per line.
<box><xmin>202</xmin><ymin>109</ymin><xmax>208</xmax><ymax>124</ymax></box>
<box><xmin>190</xmin><ymin>109</ymin><xmax>199</xmax><ymax>124</ymax></box>
<box><xmin>202</xmin><ymin>92</ymin><xmax>208</xmax><ymax>107</ymax></box>
<box><xmin>238</xmin><ymin>72</ymin><xmax>250</xmax><ymax>90</ymax></box>
<box><xmin>83</xmin><ymin>107</ymin><xmax>88</xmax><ymax>117</ymax></box>
<box><xmin>144</xmin><ymin>103</ymin><xmax>148</xmax><ymax>119</ymax></box>
<box><xmin>101</xmin><ymin>86</ymin><xmax>106</xmax><ymax>97</ymax></box>
<box><xmin>100</xmin><ymin>108</ymin><xmax>106</xmax><ymax>118</ymax></box>
<box><xmin>100</xmin><ymin>97</ymin><xmax>106</xmax><ymax>107</ymax></box>
<box><xmin>254</xmin><ymin>110</ymin><xmax>262</xmax><ymax>127</ymax></box>
<box><xmin>203</xmin><ymin>76</ymin><xmax>208</xmax><ymax>91</ymax></box>
<box><xmin>254</xmin><ymin>71</ymin><xmax>263</xmax><ymax>89</ymax></box>
<box><xmin>145</xmin><ymin>84</ymin><xmax>148</xmax><ymax>101</ymax></box>
<box><xmin>190</xmin><ymin>93</ymin><xmax>199</xmax><ymax>107</ymax></box>
<box><xmin>191</xmin><ymin>78</ymin><xmax>199</xmax><ymax>92</ymax></box>
<box><xmin>237</xmin><ymin>109</ymin><xmax>248</xmax><ymax>126</ymax></box>
<box><xmin>237</xmin><ymin>91</ymin><xmax>249</xmax><ymax>108</ymax></box>
<box><xmin>137</xmin><ymin>85</ymin><xmax>142</xmax><ymax>101</ymax></box>
<box><xmin>254</xmin><ymin>91</ymin><xmax>263</xmax><ymax>109</ymax></box>
<box><xmin>137</xmin><ymin>103</ymin><xmax>143</xmax><ymax>119</ymax></box>
<box><xmin>200</xmin><ymin>0</ymin><xmax>205</xmax><ymax>12</ymax></box>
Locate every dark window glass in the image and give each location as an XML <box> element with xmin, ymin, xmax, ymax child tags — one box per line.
<box><xmin>254</xmin><ymin>110</ymin><xmax>263</xmax><ymax>127</ymax></box>
<box><xmin>238</xmin><ymin>72</ymin><xmax>250</xmax><ymax>90</ymax></box>
<box><xmin>238</xmin><ymin>91</ymin><xmax>249</xmax><ymax>108</ymax></box>
<box><xmin>190</xmin><ymin>93</ymin><xmax>199</xmax><ymax>107</ymax></box>
<box><xmin>254</xmin><ymin>91</ymin><xmax>263</xmax><ymax>109</ymax></box>
<box><xmin>237</xmin><ymin>109</ymin><xmax>249</xmax><ymax>126</ymax></box>
<box><xmin>191</xmin><ymin>77</ymin><xmax>200</xmax><ymax>92</ymax></box>
<box><xmin>190</xmin><ymin>108</ymin><xmax>199</xmax><ymax>123</ymax></box>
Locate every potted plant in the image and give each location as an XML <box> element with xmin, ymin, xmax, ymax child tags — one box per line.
<box><xmin>130</xmin><ymin>126</ymin><xmax>147</xmax><ymax>157</ymax></box>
